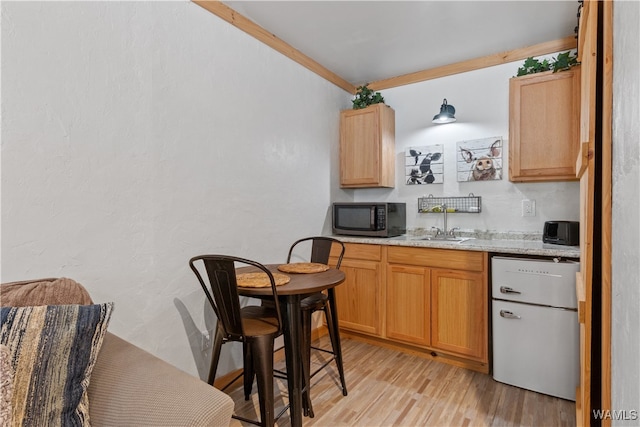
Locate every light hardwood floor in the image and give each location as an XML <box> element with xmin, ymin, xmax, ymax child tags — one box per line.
<box><xmin>227</xmin><ymin>336</ymin><xmax>575</xmax><ymax>426</ymax></box>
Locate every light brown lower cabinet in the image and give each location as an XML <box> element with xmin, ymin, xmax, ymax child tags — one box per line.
<box><xmin>386</xmin><ymin>264</ymin><xmax>430</xmax><ymax>346</ymax></box>
<box><xmin>430</xmin><ymin>268</ymin><xmax>487</xmax><ymax>361</ymax></box>
<box><xmin>331</xmin><ymin>243</ymin><xmax>489</xmax><ymax>373</ymax></box>
<box><xmin>331</xmin><ymin>243</ymin><xmax>383</xmax><ymax>336</ymax></box>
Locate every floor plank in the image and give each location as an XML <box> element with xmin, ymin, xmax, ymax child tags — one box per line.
<box><xmin>227</xmin><ymin>336</ymin><xmax>575</xmax><ymax>426</ymax></box>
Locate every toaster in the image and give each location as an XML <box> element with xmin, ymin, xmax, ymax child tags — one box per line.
<box><xmin>543</xmin><ymin>221</ymin><xmax>580</xmax><ymax>246</ymax></box>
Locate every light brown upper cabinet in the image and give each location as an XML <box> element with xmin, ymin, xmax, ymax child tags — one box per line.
<box><xmin>340</xmin><ymin>104</ymin><xmax>395</xmax><ymax>188</ymax></box>
<box><xmin>509</xmin><ymin>66</ymin><xmax>581</xmax><ymax>182</ymax></box>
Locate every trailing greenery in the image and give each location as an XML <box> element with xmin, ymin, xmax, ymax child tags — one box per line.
<box><xmin>352</xmin><ymin>84</ymin><xmax>385</xmax><ymax>109</ymax></box>
<box><xmin>516</xmin><ymin>51</ymin><xmax>579</xmax><ymax>77</ymax></box>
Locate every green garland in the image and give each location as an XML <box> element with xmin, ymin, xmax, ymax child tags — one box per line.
<box><xmin>516</xmin><ymin>51</ymin><xmax>579</xmax><ymax>77</ymax></box>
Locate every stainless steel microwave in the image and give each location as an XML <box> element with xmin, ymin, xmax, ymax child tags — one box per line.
<box><xmin>332</xmin><ymin>202</ymin><xmax>406</xmax><ymax>237</ymax></box>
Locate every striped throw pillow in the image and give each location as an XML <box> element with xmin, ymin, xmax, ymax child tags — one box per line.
<box><xmin>0</xmin><ymin>303</ymin><xmax>113</xmax><ymax>426</ymax></box>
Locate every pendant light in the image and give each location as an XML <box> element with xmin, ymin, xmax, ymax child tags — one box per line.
<box><xmin>432</xmin><ymin>99</ymin><xmax>456</xmax><ymax>124</ymax></box>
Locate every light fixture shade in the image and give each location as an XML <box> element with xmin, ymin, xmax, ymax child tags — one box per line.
<box><xmin>432</xmin><ymin>99</ymin><xmax>456</xmax><ymax>124</ymax></box>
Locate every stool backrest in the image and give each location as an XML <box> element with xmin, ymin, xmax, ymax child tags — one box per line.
<box><xmin>189</xmin><ymin>255</ymin><xmax>282</xmax><ymax>340</ymax></box>
<box><xmin>286</xmin><ymin>237</ymin><xmax>345</xmax><ymax>269</ymax></box>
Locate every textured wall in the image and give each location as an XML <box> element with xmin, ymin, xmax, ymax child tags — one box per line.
<box><xmin>352</xmin><ymin>57</ymin><xmax>580</xmax><ymax>233</ymax></box>
<box><xmin>1</xmin><ymin>1</ymin><xmax>349</xmax><ymax>376</ymax></box>
<box><xmin>612</xmin><ymin>1</ymin><xmax>640</xmax><ymax>424</ymax></box>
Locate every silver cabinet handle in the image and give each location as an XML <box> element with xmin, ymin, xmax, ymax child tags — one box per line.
<box><xmin>500</xmin><ymin>286</ymin><xmax>521</xmax><ymax>294</ymax></box>
<box><xmin>500</xmin><ymin>310</ymin><xmax>521</xmax><ymax>319</ymax></box>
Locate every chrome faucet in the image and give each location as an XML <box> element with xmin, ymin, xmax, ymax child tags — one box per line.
<box><xmin>440</xmin><ymin>204</ymin><xmax>458</xmax><ymax>238</ymax></box>
<box><xmin>442</xmin><ymin>203</ymin><xmax>449</xmax><ymax>237</ymax></box>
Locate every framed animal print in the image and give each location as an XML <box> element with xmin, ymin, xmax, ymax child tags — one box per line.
<box><xmin>405</xmin><ymin>145</ymin><xmax>444</xmax><ymax>185</ymax></box>
<box><xmin>456</xmin><ymin>137</ymin><xmax>503</xmax><ymax>182</ymax></box>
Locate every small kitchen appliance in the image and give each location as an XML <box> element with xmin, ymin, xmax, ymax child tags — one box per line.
<box><xmin>492</xmin><ymin>256</ymin><xmax>580</xmax><ymax>400</ymax></box>
<box><xmin>332</xmin><ymin>202</ymin><xmax>406</xmax><ymax>237</ymax></box>
<box><xmin>543</xmin><ymin>220</ymin><xmax>579</xmax><ymax>246</ymax></box>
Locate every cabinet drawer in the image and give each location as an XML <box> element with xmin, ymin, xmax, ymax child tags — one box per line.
<box><xmin>331</xmin><ymin>243</ymin><xmax>381</xmax><ymax>261</ymax></box>
<box><xmin>388</xmin><ymin>247</ymin><xmax>485</xmax><ymax>272</ymax></box>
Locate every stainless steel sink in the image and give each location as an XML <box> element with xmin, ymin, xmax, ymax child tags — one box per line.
<box><xmin>456</xmin><ymin>238</ymin><xmax>483</xmax><ymax>245</ymax></box>
<box><xmin>414</xmin><ymin>236</ymin><xmax>474</xmax><ymax>243</ymax></box>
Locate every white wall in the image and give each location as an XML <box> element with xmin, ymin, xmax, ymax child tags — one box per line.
<box><xmin>1</xmin><ymin>1</ymin><xmax>349</xmax><ymax>377</ymax></box>
<box><xmin>612</xmin><ymin>1</ymin><xmax>640</xmax><ymax>423</ymax></box>
<box><xmin>351</xmin><ymin>58</ymin><xmax>580</xmax><ymax>234</ymax></box>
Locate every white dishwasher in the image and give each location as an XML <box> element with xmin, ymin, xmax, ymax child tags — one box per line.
<box><xmin>491</xmin><ymin>256</ymin><xmax>580</xmax><ymax>400</ymax></box>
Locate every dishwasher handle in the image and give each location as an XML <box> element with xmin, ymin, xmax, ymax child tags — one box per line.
<box><xmin>499</xmin><ymin>286</ymin><xmax>521</xmax><ymax>295</ymax></box>
<box><xmin>499</xmin><ymin>310</ymin><xmax>521</xmax><ymax>319</ymax></box>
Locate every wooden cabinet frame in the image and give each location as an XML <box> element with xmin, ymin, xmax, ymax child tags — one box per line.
<box><xmin>575</xmin><ymin>1</ymin><xmax>613</xmax><ymax>425</ymax></box>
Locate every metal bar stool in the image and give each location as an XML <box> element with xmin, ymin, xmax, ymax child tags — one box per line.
<box><xmin>287</xmin><ymin>237</ymin><xmax>348</xmax><ymax>418</ymax></box>
<box><xmin>189</xmin><ymin>255</ymin><xmax>284</xmax><ymax>427</ymax></box>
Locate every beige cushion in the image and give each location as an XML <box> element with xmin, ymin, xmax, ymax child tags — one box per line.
<box><xmin>89</xmin><ymin>333</ymin><xmax>234</xmax><ymax>426</ymax></box>
<box><xmin>0</xmin><ymin>277</ymin><xmax>93</xmax><ymax>307</ymax></box>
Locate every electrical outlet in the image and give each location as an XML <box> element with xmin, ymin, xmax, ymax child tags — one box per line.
<box><xmin>201</xmin><ymin>330</ymin><xmax>212</xmax><ymax>351</ymax></box>
<box><xmin>522</xmin><ymin>199</ymin><xmax>536</xmax><ymax>217</ymax></box>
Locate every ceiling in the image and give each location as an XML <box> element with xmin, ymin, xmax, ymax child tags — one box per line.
<box><xmin>222</xmin><ymin>1</ymin><xmax>579</xmax><ymax>87</ymax></box>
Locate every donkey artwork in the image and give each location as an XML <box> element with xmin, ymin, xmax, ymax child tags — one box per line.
<box><xmin>458</xmin><ymin>138</ymin><xmax>503</xmax><ymax>182</ymax></box>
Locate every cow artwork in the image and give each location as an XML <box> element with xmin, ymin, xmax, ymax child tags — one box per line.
<box><xmin>456</xmin><ymin>137</ymin><xmax>503</xmax><ymax>182</ymax></box>
<box><xmin>405</xmin><ymin>145</ymin><xmax>444</xmax><ymax>185</ymax></box>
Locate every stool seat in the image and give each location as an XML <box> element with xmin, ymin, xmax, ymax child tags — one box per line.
<box><xmin>241</xmin><ymin>306</ymin><xmax>280</xmax><ymax>336</ymax></box>
<box><xmin>300</xmin><ymin>293</ymin><xmax>328</xmax><ymax>311</ymax></box>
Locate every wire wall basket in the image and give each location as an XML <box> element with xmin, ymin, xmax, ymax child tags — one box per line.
<box><xmin>418</xmin><ymin>193</ymin><xmax>482</xmax><ymax>213</ymax></box>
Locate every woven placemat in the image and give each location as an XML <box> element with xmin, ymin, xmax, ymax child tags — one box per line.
<box><xmin>237</xmin><ymin>272</ymin><xmax>290</xmax><ymax>288</ymax></box>
<box><xmin>277</xmin><ymin>262</ymin><xmax>330</xmax><ymax>274</ymax></box>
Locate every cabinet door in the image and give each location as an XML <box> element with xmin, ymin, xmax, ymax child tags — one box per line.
<box><xmin>333</xmin><ymin>258</ymin><xmax>382</xmax><ymax>336</ymax></box>
<box><xmin>340</xmin><ymin>104</ymin><xmax>395</xmax><ymax>188</ymax></box>
<box><xmin>340</xmin><ymin>107</ymin><xmax>380</xmax><ymax>186</ymax></box>
<box><xmin>509</xmin><ymin>67</ymin><xmax>581</xmax><ymax>182</ymax></box>
<box><xmin>386</xmin><ymin>264</ymin><xmax>430</xmax><ymax>346</ymax></box>
<box><xmin>430</xmin><ymin>269</ymin><xmax>487</xmax><ymax>361</ymax></box>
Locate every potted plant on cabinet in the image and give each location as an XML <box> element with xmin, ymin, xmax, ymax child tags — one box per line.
<box><xmin>351</xmin><ymin>84</ymin><xmax>386</xmax><ymax>109</ymax></box>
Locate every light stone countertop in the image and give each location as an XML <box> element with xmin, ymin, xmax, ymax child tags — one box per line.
<box><xmin>330</xmin><ymin>232</ymin><xmax>580</xmax><ymax>259</ymax></box>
